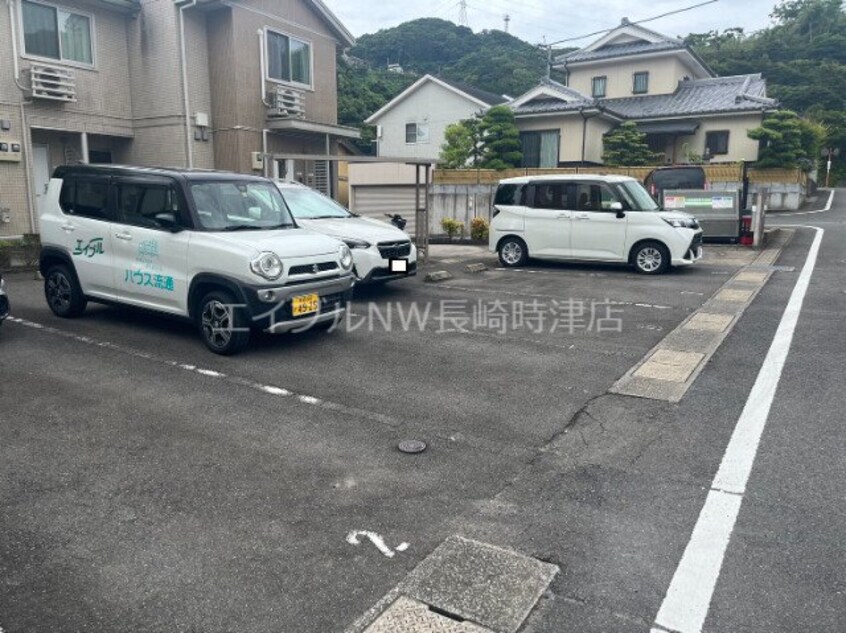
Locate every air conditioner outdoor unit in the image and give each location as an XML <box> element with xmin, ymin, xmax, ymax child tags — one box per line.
<box><xmin>267</xmin><ymin>85</ymin><xmax>305</xmax><ymax>119</ymax></box>
<box><xmin>29</xmin><ymin>65</ymin><xmax>77</xmax><ymax>102</ymax></box>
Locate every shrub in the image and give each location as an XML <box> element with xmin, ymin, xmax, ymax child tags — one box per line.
<box><xmin>441</xmin><ymin>217</ymin><xmax>465</xmax><ymax>239</ymax></box>
<box><xmin>0</xmin><ymin>241</ymin><xmax>12</xmax><ymax>271</ymax></box>
<box><xmin>470</xmin><ymin>217</ymin><xmax>489</xmax><ymax>242</ymax></box>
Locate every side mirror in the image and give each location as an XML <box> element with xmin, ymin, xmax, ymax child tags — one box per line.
<box><xmin>155</xmin><ymin>213</ymin><xmax>184</xmax><ymax>233</ymax></box>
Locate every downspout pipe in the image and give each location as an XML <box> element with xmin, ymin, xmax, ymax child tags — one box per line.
<box><xmin>579</xmin><ymin>108</ymin><xmax>600</xmax><ymax>165</ymax></box>
<box><xmin>258</xmin><ymin>28</ymin><xmax>272</xmax><ymax>176</ymax></box>
<box><xmin>177</xmin><ymin>0</ymin><xmax>197</xmax><ymax>169</ymax></box>
<box><xmin>7</xmin><ymin>0</ymin><xmax>38</xmax><ymax>234</ymax></box>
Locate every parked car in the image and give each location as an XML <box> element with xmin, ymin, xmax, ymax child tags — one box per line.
<box><xmin>490</xmin><ymin>175</ymin><xmax>703</xmax><ymax>275</ymax></box>
<box><xmin>275</xmin><ymin>181</ymin><xmax>417</xmax><ymax>284</ymax></box>
<box><xmin>39</xmin><ymin>165</ymin><xmax>355</xmax><ymax>355</ymax></box>
<box><xmin>643</xmin><ymin>165</ymin><xmax>707</xmax><ymax>205</ymax></box>
<box><xmin>0</xmin><ymin>272</ymin><xmax>9</xmax><ymax>325</ymax></box>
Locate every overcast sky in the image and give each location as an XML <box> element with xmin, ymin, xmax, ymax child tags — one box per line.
<box><xmin>326</xmin><ymin>0</ymin><xmax>783</xmax><ymax>46</ymax></box>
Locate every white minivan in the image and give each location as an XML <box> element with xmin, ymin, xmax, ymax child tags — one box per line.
<box><xmin>490</xmin><ymin>175</ymin><xmax>703</xmax><ymax>274</ymax></box>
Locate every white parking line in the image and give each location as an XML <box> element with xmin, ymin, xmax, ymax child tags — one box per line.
<box><xmin>5</xmin><ymin>316</ymin><xmax>394</xmax><ymax>428</ymax></box>
<box><xmin>652</xmin><ymin>226</ymin><xmax>824</xmax><ymax>633</ymax></box>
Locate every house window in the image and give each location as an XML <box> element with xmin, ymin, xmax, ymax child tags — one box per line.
<box><xmin>705</xmin><ymin>130</ymin><xmax>730</xmax><ymax>156</ymax></box>
<box><xmin>21</xmin><ymin>0</ymin><xmax>93</xmax><ymax>65</ymax></box>
<box><xmin>591</xmin><ymin>76</ymin><xmax>607</xmax><ymax>98</ymax></box>
<box><xmin>405</xmin><ymin>123</ymin><xmax>429</xmax><ymax>144</ymax></box>
<box><xmin>520</xmin><ymin>130</ymin><xmax>559</xmax><ymax>168</ymax></box>
<box><xmin>267</xmin><ymin>30</ymin><xmax>311</xmax><ymax>86</ymax></box>
<box><xmin>633</xmin><ymin>72</ymin><xmax>649</xmax><ymax>94</ymax></box>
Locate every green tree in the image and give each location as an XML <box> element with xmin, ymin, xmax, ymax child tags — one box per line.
<box><xmin>439</xmin><ymin>118</ymin><xmax>483</xmax><ymax>168</ymax></box>
<box><xmin>478</xmin><ymin>106</ymin><xmax>522</xmax><ymax>170</ymax></box>
<box><xmin>747</xmin><ymin>110</ymin><xmax>824</xmax><ymax>169</ymax></box>
<box><xmin>602</xmin><ymin>122</ymin><xmax>660</xmax><ymax>166</ymax></box>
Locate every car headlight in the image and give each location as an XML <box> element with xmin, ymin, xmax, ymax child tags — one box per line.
<box><xmin>339</xmin><ymin>244</ymin><xmax>354</xmax><ymax>270</ymax></box>
<box><xmin>343</xmin><ymin>238</ymin><xmax>371</xmax><ymax>250</ymax></box>
<box><xmin>663</xmin><ymin>217</ymin><xmax>698</xmax><ymax>229</ymax></box>
<box><xmin>0</xmin><ymin>276</ymin><xmax>5</xmax><ymax>292</ymax></box>
<box><xmin>250</xmin><ymin>251</ymin><xmax>284</xmax><ymax>280</ymax></box>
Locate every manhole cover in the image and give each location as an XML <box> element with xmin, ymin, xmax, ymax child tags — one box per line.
<box><xmin>399</xmin><ymin>440</ymin><xmax>427</xmax><ymax>454</ymax></box>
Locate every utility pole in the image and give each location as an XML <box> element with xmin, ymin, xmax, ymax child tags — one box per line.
<box><xmin>458</xmin><ymin>0</ymin><xmax>468</xmax><ymax>27</ymax></box>
<box><xmin>503</xmin><ymin>14</ymin><xmax>510</xmax><ymax>33</ymax></box>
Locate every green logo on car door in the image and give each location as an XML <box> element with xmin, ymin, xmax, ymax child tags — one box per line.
<box><xmin>73</xmin><ymin>238</ymin><xmax>105</xmax><ymax>258</ymax></box>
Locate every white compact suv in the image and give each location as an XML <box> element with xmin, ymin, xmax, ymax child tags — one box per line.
<box><xmin>275</xmin><ymin>181</ymin><xmax>417</xmax><ymax>284</ymax></box>
<box><xmin>490</xmin><ymin>175</ymin><xmax>703</xmax><ymax>274</ymax></box>
<box><xmin>39</xmin><ymin>165</ymin><xmax>355</xmax><ymax>355</ymax></box>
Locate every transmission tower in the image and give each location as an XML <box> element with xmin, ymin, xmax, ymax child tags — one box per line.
<box><xmin>504</xmin><ymin>14</ymin><xmax>510</xmax><ymax>33</ymax></box>
<box><xmin>458</xmin><ymin>0</ymin><xmax>468</xmax><ymax>27</ymax></box>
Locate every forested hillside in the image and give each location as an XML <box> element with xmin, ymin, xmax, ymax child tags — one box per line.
<box><xmin>687</xmin><ymin>0</ymin><xmax>845</xmax><ymax>179</ymax></box>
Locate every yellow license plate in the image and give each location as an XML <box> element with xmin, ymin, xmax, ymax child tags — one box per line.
<box><xmin>292</xmin><ymin>293</ymin><xmax>320</xmax><ymax>316</ymax></box>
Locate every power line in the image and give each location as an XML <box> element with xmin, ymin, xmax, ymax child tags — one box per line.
<box><xmin>546</xmin><ymin>0</ymin><xmax>720</xmax><ymax>46</ymax></box>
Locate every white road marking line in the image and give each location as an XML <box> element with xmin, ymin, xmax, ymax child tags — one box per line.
<box><xmin>770</xmin><ymin>189</ymin><xmax>835</xmax><ymax>216</ymax></box>
<box><xmin>345</xmin><ymin>530</ymin><xmax>409</xmax><ymax>559</ymax></box>
<box><xmin>653</xmin><ymin>227</ymin><xmax>824</xmax><ymax>633</ymax></box>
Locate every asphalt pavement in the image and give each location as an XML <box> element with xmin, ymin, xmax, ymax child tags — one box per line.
<box><xmin>0</xmin><ymin>195</ymin><xmax>843</xmax><ymax>632</ymax></box>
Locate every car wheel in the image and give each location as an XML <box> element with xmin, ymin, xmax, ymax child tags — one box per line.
<box><xmin>198</xmin><ymin>290</ymin><xmax>250</xmax><ymax>355</ymax></box>
<box><xmin>44</xmin><ymin>264</ymin><xmax>87</xmax><ymax>318</ymax></box>
<box><xmin>498</xmin><ymin>237</ymin><xmax>528</xmax><ymax>268</ymax></box>
<box><xmin>632</xmin><ymin>241</ymin><xmax>670</xmax><ymax>275</ymax></box>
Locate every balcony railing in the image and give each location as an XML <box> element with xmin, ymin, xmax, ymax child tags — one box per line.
<box><xmin>28</xmin><ymin>64</ymin><xmax>77</xmax><ymax>103</ymax></box>
<box><xmin>266</xmin><ymin>85</ymin><xmax>305</xmax><ymax>119</ymax></box>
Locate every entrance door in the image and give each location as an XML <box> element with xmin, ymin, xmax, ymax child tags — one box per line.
<box><xmin>32</xmin><ymin>144</ymin><xmax>51</xmax><ymax>220</ymax></box>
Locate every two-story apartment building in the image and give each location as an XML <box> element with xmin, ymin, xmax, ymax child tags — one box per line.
<box><xmin>0</xmin><ymin>0</ymin><xmax>357</xmax><ymax>238</ymax></box>
<box><xmin>509</xmin><ymin>19</ymin><xmax>778</xmax><ymax>167</ymax></box>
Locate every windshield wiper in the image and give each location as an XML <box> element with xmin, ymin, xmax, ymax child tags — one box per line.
<box><xmin>222</xmin><ymin>224</ymin><xmax>263</xmax><ymax>231</ymax></box>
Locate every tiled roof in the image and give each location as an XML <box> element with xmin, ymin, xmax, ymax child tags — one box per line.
<box><xmin>603</xmin><ymin>74</ymin><xmax>776</xmax><ymax>118</ymax></box>
<box><xmin>511</xmin><ymin>74</ymin><xmax>777</xmax><ymax>119</ymax></box>
<box><xmin>512</xmin><ymin>99</ymin><xmax>590</xmax><ymax>115</ymax></box>
<box><xmin>556</xmin><ymin>40</ymin><xmax>684</xmax><ymax>64</ymax></box>
<box><xmin>437</xmin><ymin>76</ymin><xmax>509</xmax><ymax>106</ymax></box>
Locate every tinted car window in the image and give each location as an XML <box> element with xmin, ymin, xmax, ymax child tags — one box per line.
<box><xmin>59</xmin><ymin>178</ymin><xmax>75</xmax><ymax>214</ymax></box>
<box><xmin>533</xmin><ymin>183</ymin><xmax>567</xmax><ymax>210</ymax></box>
<box><xmin>647</xmin><ymin>168</ymin><xmax>706</xmax><ymax>190</ymax></box>
<box><xmin>494</xmin><ymin>183</ymin><xmax>524</xmax><ymax>206</ymax></box>
<box><xmin>73</xmin><ymin>178</ymin><xmax>110</xmax><ymax>220</ymax></box>
<box><xmin>116</xmin><ymin>182</ymin><xmax>182</xmax><ymax>229</ymax></box>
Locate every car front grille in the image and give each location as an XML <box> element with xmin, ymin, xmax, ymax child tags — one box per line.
<box><xmin>690</xmin><ymin>234</ymin><xmax>703</xmax><ymax>250</ymax></box>
<box><xmin>288</xmin><ymin>261</ymin><xmax>338</xmax><ymax>276</ymax></box>
<box><xmin>377</xmin><ymin>241</ymin><xmax>412</xmax><ymax>259</ymax></box>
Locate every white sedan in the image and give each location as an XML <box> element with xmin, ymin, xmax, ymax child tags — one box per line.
<box><xmin>275</xmin><ymin>182</ymin><xmax>417</xmax><ymax>284</ymax></box>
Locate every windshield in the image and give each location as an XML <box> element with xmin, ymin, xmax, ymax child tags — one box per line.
<box><xmin>190</xmin><ymin>181</ymin><xmax>295</xmax><ymax>230</ymax></box>
<box><xmin>618</xmin><ymin>181</ymin><xmax>660</xmax><ymax>211</ymax></box>
<box><xmin>279</xmin><ymin>186</ymin><xmax>352</xmax><ymax>219</ymax></box>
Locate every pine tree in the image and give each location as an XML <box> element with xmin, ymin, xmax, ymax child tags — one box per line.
<box><xmin>602</xmin><ymin>122</ymin><xmax>660</xmax><ymax>166</ymax></box>
<box><xmin>478</xmin><ymin>106</ymin><xmax>522</xmax><ymax>170</ymax></box>
<box><xmin>748</xmin><ymin>110</ymin><xmax>825</xmax><ymax>169</ymax></box>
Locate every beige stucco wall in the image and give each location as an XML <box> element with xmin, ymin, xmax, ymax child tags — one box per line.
<box><xmin>369</xmin><ymin>80</ymin><xmax>489</xmax><ymax>161</ymax></box>
<box><xmin>668</xmin><ymin>113</ymin><xmax>764</xmax><ymax>163</ymax></box>
<box><xmin>567</xmin><ymin>55</ymin><xmax>698</xmax><ymax>99</ymax></box>
<box><xmin>516</xmin><ymin>115</ymin><xmax>615</xmax><ymax>164</ymax></box>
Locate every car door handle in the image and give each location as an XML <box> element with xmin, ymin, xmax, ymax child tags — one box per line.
<box><xmin>575</xmin><ymin>214</ymin><xmax>590</xmax><ymax>220</ymax></box>
<box><xmin>61</xmin><ymin>223</ymin><xmax>75</xmax><ymax>233</ymax></box>
<box><xmin>115</xmin><ymin>232</ymin><xmax>133</xmax><ymax>241</ymax></box>
<box><xmin>556</xmin><ymin>213</ymin><xmax>570</xmax><ymax>219</ymax></box>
